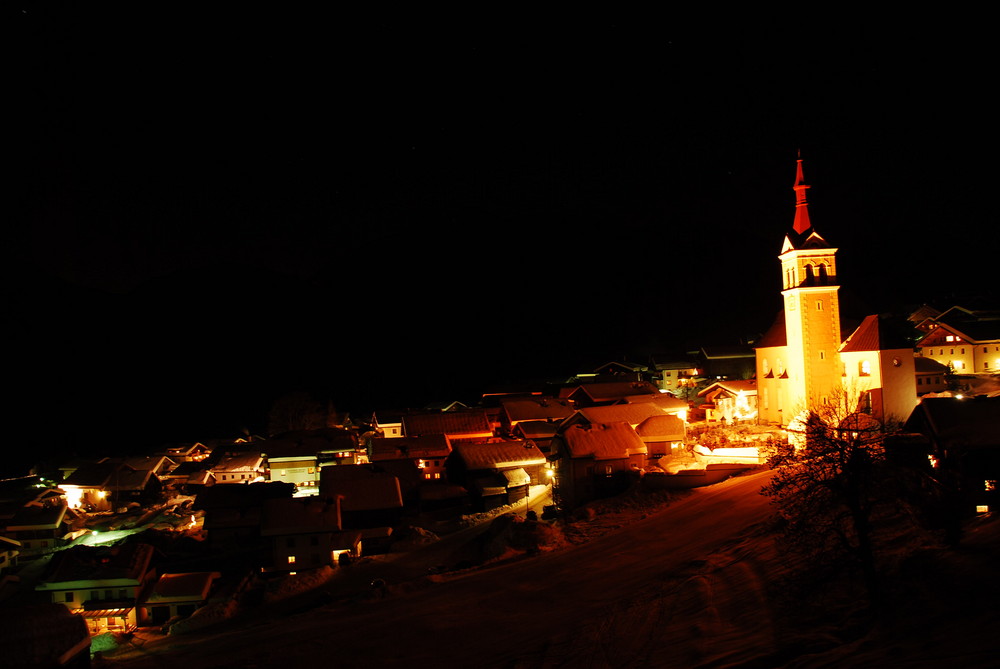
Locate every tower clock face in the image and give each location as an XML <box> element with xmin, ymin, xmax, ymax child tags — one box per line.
<box><xmin>892</xmin><ymin>357</ymin><xmax>902</xmax><ymax>367</ymax></box>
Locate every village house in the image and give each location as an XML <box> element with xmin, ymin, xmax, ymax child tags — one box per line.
<box><xmin>447</xmin><ymin>440</ymin><xmax>547</xmax><ymax>512</ymax></box>
<box><xmin>915</xmin><ymin>356</ymin><xmax>950</xmax><ymax>395</ymax></box>
<box><xmin>698</xmin><ymin>379</ymin><xmax>759</xmax><ymax>424</ymax></box>
<box><xmin>551</xmin><ymin>422</ymin><xmax>648</xmax><ymax>509</ymax></box>
<box><xmin>141</xmin><ymin>571</ymin><xmax>220</xmax><ymax>627</ymax></box>
<box><xmin>370</xmin><ymin>433</ymin><xmax>451</xmax><ymax>483</ymax></box>
<box><xmin>698</xmin><ymin>345</ymin><xmax>756</xmax><ymax>381</ymax></box>
<box><xmin>1</xmin><ymin>479</ymin><xmax>70</xmax><ymax>559</ymax></box>
<box><xmin>157</xmin><ymin>441</ymin><xmax>212</xmax><ymax>463</ymax></box>
<box><xmin>259</xmin><ymin>497</ymin><xmax>361</xmax><ymax>572</ymax></box>
<box><xmin>35</xmin><ymin>541</ymin><xmax>157</xmax><ymax>635</ymax></box>
<box><xmin>193</xmin><ymin>481</ymin><xmax>295</xmax><ymax>549</ymax></box>
<box><xmin>634</xmin><ymin>414</ymin><xmax>688</xmax><ymax>461</ymax></box>
<box><xmin>60</xmin><ymin>460</ymin><xmax>162</xmax><ymax>512</ymax></box>
<box><xmin>497</xmin><ymin>396</ymin><xmax>575</xmax><ymax>435</ymax></box>
<box><xmin>650</xmin><ymin>356</ymin><xmax>702</xmax><ymax>394</ymax></box>
<box><xmin>902</xmin><ymin>396</ymin><xmax>1000</xmax><ymax>514</ymax></box>
<box><xmin>560</xmin><ymin>380</ymin><xmax>662</xmax><ymax>407</ymax></box>
<box><xmin>319</xmin><ymin>465</ymin><xmax>404</xmax><ymax>530</ymax></box>
<box><xmin>211</xmin><ymin>451</ymin><xmax>265</xmax><ymax>484</ymax></box>
<box><xmin>401</xmin><ymin>408</ymin><xmax>494</xmax><ymax>443</ymax></box>
<box><xmin>915</xmin><ymin>305</ymin><xmax>1000</xmax><ymax>375</ymax></box>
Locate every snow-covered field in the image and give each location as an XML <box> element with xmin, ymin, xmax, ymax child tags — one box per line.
<box><xmin>100</xmin><ymin>471</ymin><xmax>1000</xmax><ymax>668</ymax></box>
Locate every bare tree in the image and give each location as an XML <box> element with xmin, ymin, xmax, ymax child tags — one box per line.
<box><xmin>761</xmin><ymin>388</ymin><xmax>906</xmax><ymax>606</ymax></box>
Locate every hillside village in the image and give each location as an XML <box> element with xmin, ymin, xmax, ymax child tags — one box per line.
<box><xmin>2</xmin><ymin>160</ymin><xmax>999</xmax><ymax>667</ymax></box>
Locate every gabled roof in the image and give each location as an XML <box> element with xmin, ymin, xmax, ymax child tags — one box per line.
<box><xmin>513</xmin><ymin>421</ymin><xmax>560</xmax><ymax>440</ymax></box>
<box><xmin>3</xmin><ymin>501</ymin><xmax>66</xmax><ymax>532</ymax></box>
<box><xmin>263</xmin><ymin>428</ymin><xmax>357</xmax><ymax>459</ymax></box>
<box><xmin>572</xmin><ymin>402</ymin><xmax>665</xmax><ymax>428</ymax></box>
<box><xmin>700</xmin><ymin>345</ymin><xmax>755</xmax><ymax>360</ymax></box>
<box><xmin>261</xmin><ymin>497</ymin><xmax>342</xmax><ymax>535</ymax></box>
<box><xmin>841</xmin><ymin>314</ymin><xmax>915</xmax><ymax>352</ymax></box>
<box><xmin>501</xmin><ymin>397</ymin><xmax>575</xmax><ymax>424</ymax></box>
<box><xmin>564</xmin><ymin>381</ymin><xmax>661</xmax><ymax>404</ymax></box>
<box><xmin>402</xmin><ymin>409</ymin><xmax>492</xmax><ymax>438</ymax></box>
<box><xmin>915</xmin><ymin>357</ymin><xmax>950</xmax><ymax>374</ymax></box>
<box><xmin>370</xmin><ymin>434</ymin><xmax>451</xmax><ymax>461</ymax></box>
<box><xmin>756</xmin><ymin>311</ymin><xmax>787</xmax><ymax>348</ymax></box>
<box><xmin>904</xmin><ymin>397</ymin><xmax>1000</xmax><ymax>448</ymax></box>
<box><xmin>592</xmin><ymin>360</ymin><xmax>650</xmax><ymax>374</ymax></box>
<box><xmin>38</xmin><ymin>542</ymin><xmax>154</xmax><ymax>587</ymax></box>
<box><xmin>319</xmin><ymin>466</ymin><xmax>403</xmax><ymax>511</ymax></box>
<box><xmin>211</xmin><ymin>453</ymin><xmax>264</xmax><ymax>473</ymax></box>
<box><xmin>840</xmin><ymin>314</ymin><xmax>882</xmax><ymax>352</ymax></box>
<box><xmin>559</xmin><ymin>422</ymin><xmax>648</xmax><ymax>460</ymax></box>
<box><xmin>451</xmin><ymin>440</ymin><xmax>546</xmax><ymax>470</ymax></box>
<box><xmin>61</xmin><ymin>461</ymin><xmax>116</xmax><ymax>488</ymax></box>
<box><xmin>635</xmin><ymin>414</ymin><xmax>686</xmax><ymax>441</ymax></box>
<box><xmin>622</xmin><ymin>394</ymin><xmax>689</xmax><ymax>412</ymax></box>
<box><xmin>145</xmin><ymin>572</ymin><xmax>220</xmax><ymax>604</ymax></box>
<box><xmin>698</xmin><ymin>379</ymin><xmax>758</xmax><ymax>398</ymax></box>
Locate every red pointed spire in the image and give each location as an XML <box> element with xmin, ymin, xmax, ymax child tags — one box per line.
<box><xmin>792</xmin><ymin>153</ymin><xmax>811</xmax><ymax>235</ymax></box>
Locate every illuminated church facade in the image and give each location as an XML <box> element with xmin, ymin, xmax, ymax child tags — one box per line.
<box><xmin>755</xmin><ymin>158</ymin><xmax>918</xmax><ymax>426</ymax></box>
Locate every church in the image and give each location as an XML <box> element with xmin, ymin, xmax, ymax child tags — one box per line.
<box><xmin>755</xmin><ymin>158</ymin><xmax>918</xmax><ymax>426</ymax></box>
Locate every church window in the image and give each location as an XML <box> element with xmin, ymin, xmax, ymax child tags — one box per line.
<box><xmin>819</xmin><ymin>350</ymin><xmax>826</xmax><ymax>360</ymax></box>
<box><xmin>818</xmin><ymin>264</ymin><xmax>829</xmax><ymax>284</ymax></box>
<box><xmin>859</xmin><ymin>360</ymin><xmax>871</xmax><ymax>376</ymax></box>
<box><xmin>816</xmin><ymin>300</ymin><xmax>823</xmax><ymax>311</ymax></box>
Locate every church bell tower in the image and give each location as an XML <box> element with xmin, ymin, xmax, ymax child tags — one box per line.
<box><xmin>779</xmin><ymin>157</ymin><xmax>843</xmax><ymax>412</ymax></box>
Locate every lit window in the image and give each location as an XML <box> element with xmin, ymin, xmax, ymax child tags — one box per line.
<box><xmin>946</xmin><ymin>335</ymin><xmax>955</xmax><ymax>342</ymax></box>
<box><xmin>860</xmin><ymin>360</ymin><xmax>871</xmax><ymax>376</ymax></box>
<box><xmin>287</xmin><ymin>556</ymin><xmax>296</xmax><ymax>564</ymax></box>
<box><xmin>985</xmin><ymin>480</ymin><xmax>996</xmax><ymax>492</ymax></box>
<box><xmin>434</xmin><ymin>473</ymin><xmax>441</xmax><ymax>479</ymax></box>
<box><xmin>976</xmin><ymin>505</ymin><xmax>989</xmax><ymax>514</ymax></box>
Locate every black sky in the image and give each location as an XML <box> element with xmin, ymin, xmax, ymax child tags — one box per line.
<box><xmin>11</xmin><ymin>9</ymin><xmax>998</xmax><ymax>466</ymax></box>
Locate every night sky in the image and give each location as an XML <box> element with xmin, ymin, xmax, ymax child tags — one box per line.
<box><xmin>11</xmin><ymin>9</ymin><xmax>998</xmax><ymax>467</ymax></box>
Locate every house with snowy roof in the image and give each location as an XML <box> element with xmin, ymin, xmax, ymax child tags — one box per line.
<box><xmin>60</xmin><ymin>460</ymin><xmax>162</xmax><ymax>512</ymax></box>
<box><xmin>915</xmin><ymin>305</ymin><xmax>1000</xmax><ymax>375</ymax></box>
<box><xmin>551</xmin><ymin>422</ymin><xmax>648</xmax><ymax>509</ymax></box>
<box><xmin>319</xmin><ymin>465</ymin><xmax>404</xmax><ymax>529</ymax></box>
<box><xmin>401</xmin><ymin>408</ymin><xmax>494</xmax><ymax>443</ymax></box>
<box><xmin>370</xmin><ymin>433</ymin><xmax>451</xmax><ymax>483</ymax></box>
<box><xmin>259</xmin><ymin>497</ymin><xmax>362</xmax><ymax>571</ymax></box>
<box><xmin>698</xmin><ymin>380</ymin><xmax>759</xmax><ymax>424</ymax></box>
<box><xmin>141</xmin><ymin>571</ymin><xmax>220</xmax><ymax>626</ymax></box>
<box><xmin>211</xmin><ymin>452</ymin><xmax>265</xmax><ymax>484</ymax></box>
<box><xmin>447</xmin><ymin>440</ymin><xmax>547</xmax><ymax>511</ymax></box>
<box><xmin>560</xmin><ymin>380</ymin><xmax>662</xmax><ymax>407</ymax></box>
<box><xmin>902</xmin><ymin>396</ymin><xmax>1000</xmax><ymax>514</ymax></box>
<box><xmin>35</xmin><ymin>542</ymin><xmax>156</xmax><ymax>635</ymax></box>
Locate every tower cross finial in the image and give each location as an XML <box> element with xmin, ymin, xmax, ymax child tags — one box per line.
<box><xmin>792</xmin><ymin>154</ymin><xmax>811</xmax><ymax>235</ymax></box>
